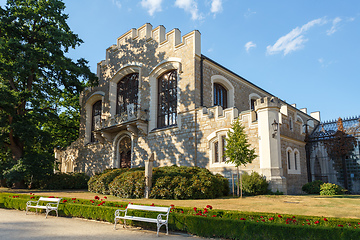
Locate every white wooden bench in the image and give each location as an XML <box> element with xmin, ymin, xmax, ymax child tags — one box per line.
<box><xmin>114</xmin><ymin>204</ymin><xmax>171</xmax><ymax>236</ymax></box>
<box><xmin>26</xmin><ymin>197</ymin><xmax>62</xmax><ymax>218</ymax></box>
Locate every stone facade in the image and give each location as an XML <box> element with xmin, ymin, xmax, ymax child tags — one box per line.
<box><xmin>56</xmin><ymin>23</ymin><xmax>321</xmax><ymax>194</ymax></box>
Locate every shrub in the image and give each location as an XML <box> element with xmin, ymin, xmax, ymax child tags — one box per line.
<box><xmin>109</xmin><ymin>171</ymin><xmax>145</xmax><ymax>198</ymax></box>
<box><xmin>88</xmin><ymin>169</ymin><xmax>125</xmax><ymax>194</ymax></box>
<box><xmin>302</xmin><ymin>180</ymin><xmax>324</xmax><ymax>194</ymax></box>
<box><xmin>39</xmin><ymin>173</ymin><xmax>90</xmax><ymax>190</ymax></box>
<box><xmin>150</xmin><ymin>166</ymin><xmax>229</xmax><ymax>199</ymax></box>
<box><xmin>320</xmin><ymin>183</ymin><xmax>345</xmax><ymax>196</ymax></box>
<box><xmin>241</xmin><ymin>172</ymin><xmax>269</xmax><ymax>196</ymax></box>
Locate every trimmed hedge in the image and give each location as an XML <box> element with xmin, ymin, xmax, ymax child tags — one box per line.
<box><xmin>1</xmin><ymin>193</ymin><xmax>360</xmax><ymax>240</ymax></box>
<box><xmin>88</xmin><ymin>166</ymin><xmax>229</xmax><ymax>200</ymax></box>
<box><xmin>302</xmin><ymin>180</ymin><xmax>324</xmax><ymax>194</ymax></box>
<box><xmin>241</xmin><ymin>171</ymin><xmax>269</xmax><ymax>196</ymax></box>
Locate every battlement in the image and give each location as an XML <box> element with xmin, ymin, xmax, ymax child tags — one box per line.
<box><xmin>112</xmin><ymin>23</ymin><xmax>201</xmax><ymax>54</ymax></box>
<box><xmin>254</xmin><ymin>97</ymin><xmax>281</xmax><ymax>112</ymax></box>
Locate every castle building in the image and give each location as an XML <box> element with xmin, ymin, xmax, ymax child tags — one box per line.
<box><xmin>55</xmin><ymin>23</ymin><xmax>321</xmax><ymax>194</ymax></box>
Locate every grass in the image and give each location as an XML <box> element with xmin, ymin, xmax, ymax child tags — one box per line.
<box><xmin>1</xmin><ymin>187</ymin><xmax>360</xmax><ymax>219</ymax></box>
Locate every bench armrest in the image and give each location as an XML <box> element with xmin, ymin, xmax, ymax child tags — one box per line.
<box><xmin>115</xmin><ymin>209</ymin><xmax>127</xmax><ymax>217</ymax></box>
<box><xmin>26</xmin><ymin>201</ymin><xmax>39</xmax><ymax>206</ymax></box>
<box><xmin>157</xmin><ymin>213</ymin><xmax>169</xmax><ymax>222</ymax></box>
<box><xmin>46</xmin><ymin>203</ymin><xmax>59</xmax><ymax>208</ymax></box>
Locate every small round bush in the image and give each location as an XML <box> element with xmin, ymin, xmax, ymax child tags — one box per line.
<box><xmin>320</xmin><ymin>183</ymin><xmax>345</xmax><ymax>195</ymax></box>
<box><xmin>39</xmin><ymin>173</ymin><xmax>90</xmax><ymax>190</ymax></box>
<box><xmin>241</xmin><ymin>172</ymin><xmax>269</xmax><ymax>196</ymax></box>
<box><xmin>109</xmin><ymin>171</ymin><xmax>145</xmax><ymax>198</ymax></box>
<box><xmin>89</xmin><ymin>168</ymin><xmax>125</xmax><ymax>194</ymax></box>
<box><xmin>302</xmin><ymin>180</ymin><xmax>324</xmax><ymax>194</ymax></box>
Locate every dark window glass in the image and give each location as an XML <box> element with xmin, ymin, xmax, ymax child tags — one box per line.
<box><xmin>214</xmin><ymin>141</ymin><xmax>219</xmax><ymax>163</ymax></box>
<box><xmin>221</xmin><ymin>136</ymin><xmax>226</xmax><ymax>162</ymax></box>
<box><xmin>287</xmin><ymin>151</ymin><xmax>291</xmax><ymax>170</ymax></box>
<box><xmin>214</xmin><ymin>83</ymin><xmax>227</xmax><ymax>109</ymax></box>
<box><xmin>91</xmin><ymin>100</ymin><xmax>102</xmax><ymax>142</ymax></box>
<box><xmin>294</xmin><ymin>152</ymin><xmax>298</xmax><ymax>170</ymax></box>
<box><xmin>117</xmin><ymin>73</ymin><xmax>139</xmax><ymax>115</ymax></box>
<box><xmin>157</xmin><ymin>70</ymin><xmax>177</xmax><ymax>128</ymax></box>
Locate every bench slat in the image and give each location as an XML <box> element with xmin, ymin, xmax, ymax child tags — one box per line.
<box><xmin>127</xmin><ymin>204</ymin><xmax>170</xmax><ymax>212</ymax></box>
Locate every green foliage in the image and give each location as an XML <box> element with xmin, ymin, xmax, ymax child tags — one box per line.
<box><xmin>150</xmin><ymin>166</ymin><xmax>229</xmax><ymax>199</ymax></box>
<box><xmin>302</xmin><ymin>180</ymin><xmax>324</xmax><ymax>194</ymax></box>
<box><xmin>320</xmin><ymin>183</ymin><xmax>345</xmax><ymax>196</ymax></box>
<box><xmin>109</xmin><ymin>171</ymin><xmax>145</xmax><ymax>198</ymax></box>
<box><xmin>241</xmin><ymin>172</ymin><xmax>269</xmax><ymax>196</ymax></box>
<box><xmin>88</xmin><ymin>169</ymin><xmax>126</xmax><ymax>194</ymax></box>
<box><xmin>38</xmin><ymin>173</ymin><xmax>89</xmax><ymax>190</ymax></box>
<box><xmin>0</xmin><ymin>0</ymin><xmax>97</xmax><ymax>183</ymax></box>
<box><xmin>225</xmin><ymin>119</ymin><xmax>257</xmax><ymax>167</ymax></box>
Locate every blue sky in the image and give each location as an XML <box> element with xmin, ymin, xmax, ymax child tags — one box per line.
<box><xmin>1</xmin><ymin>0</ymin><xmax>359</xmax><ymax>122</ymax></box>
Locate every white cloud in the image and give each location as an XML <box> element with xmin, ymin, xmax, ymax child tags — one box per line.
<box><xmin>210</xmin><ymin>0</ymin><xmax>222</xmax><ymax>14</ymax></box>
<box><xmin>175</xmin><ymin>0</ymin><xmax>202</xmax><ymax>20</ymax></box>
<box><xmin>245</xmin><ymin>41</ymin><xmax>256</xmax><ymax>52</ymax></box>
<box><xmin>244</xmin><ymin>8</ymin><xmax>256</xmax><ymax>18</ymax></box>
<box><xmin>327</xmin><ymin>17</ymin><xmax>342</xmax><ymax>35</ymax></box>
<box><xmin>112</xmin><ymin>0</ymin><xmax>122</xmax><ymax>9</ymax></box>
<box><xmin>266</xmin><ymin>18</ymin><xmax>327</xmax><ymax>56</ymax></box>
<box><xmin>141</xmin><ymin>0</ymin><xmax>163</xmax><ymax>16</ymax></box>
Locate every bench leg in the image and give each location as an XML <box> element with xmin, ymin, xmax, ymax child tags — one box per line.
<box><xmin>26</xmin><ymin>207</ymin><xmax>28</xmax><ymax>215</ymax></box>
<box><xmin>114</xmin><ymin>218</ymin><xmax>117</xmax><ymax>230</ymax></box>
<box><xmin>166</xmin><ymin>223</ymin><xmax>168</xmax><ymax>235</ymax></box>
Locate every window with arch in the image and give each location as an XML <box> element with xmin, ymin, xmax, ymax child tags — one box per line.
<box><xmin>157</xmin><ymin>70</ymin><xmax>177</xmax><ymax>128</ymax></box>
<box><xmin>289</xmin><ymin>117</ymin><xmax>294</xmax><ymax>131</ymax></box>
<box><xmin>91</xmin><ymin>100</ymin><xmax>102</xmax><ymax>142</ymax></box>
<box><xmin>287</xmin><ymin>147</ymin><xmax>301</xmax><ymax>174</ymax></box>
<box><xmin>213</xmin><ymin>83</ymin><xmax>228</xmax><ymax>109</ymax></box>
<box><xmin>117</xmin><ymin>73</ymin><xmax>139</xmax><ymax>115</ymax></box>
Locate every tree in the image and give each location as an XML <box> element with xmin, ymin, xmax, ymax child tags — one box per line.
<box><xmin>225</xmin><ymin>119</ymin><xmax>257</xmax><ymax>197</ymax></box>
<box><xmin>0</xmin><ymin>0</ymin><xmax>97</xmax><ymax>186</ymax></box>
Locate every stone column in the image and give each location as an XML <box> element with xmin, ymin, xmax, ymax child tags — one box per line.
<box><xmin>144</xmin><ymin>153</ymin><xmax>155</xmax><ymax>199</ymax></box>
<box><xmin>255</xmin><ymin>97</ymin><xmax>287</xmax><ymax>194</ymax></box>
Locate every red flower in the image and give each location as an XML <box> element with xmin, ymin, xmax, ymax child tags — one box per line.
<box><xmin>181</xmin><ymin>211</ymin><xmax>184</xmax><ymax>213</ymax></box>
<box><xmin>30</xmin><ymin>196</ymin><xmax>34</xmax><ymax>199</ymax></box>
<box><xmin>104</xmin><ymin>196</ymin><xmax>107</xmax><ymax>199</ymax></box>
<box><xmin>286</xmin><ymin>222</ymin><xmax>289</xmax><ymax>224</ymax></box>
<box><xmin>63</xmin><ymin>199</ymin><xmax>67</xmax><ymax>203</ymax></box>
<box><xmin>30</xmin><ymin>193</ymin><xmax>32</xmax><ymax>195</ymax></box>
<box><xmin>240</xmin><ymin>218</ymin><xmax>246</xmax><ymax>221</ymax></box>
<box><xmin>206</xmin><ymin>205</ymin><xmax>213</xmax><ymax>210</ymax></box>
<box><xmin>212</xmin><ymin>215</ymin><xmax>216</xmax><ymax>217</ymax></box>
<box><xmin>278</xmin><ymin>215</ymin><xmax>282</xmax><ymax>218</ymax></box>
<box><xmin>262</xmin><ymin>219</ymin><xmax>265</xmax><ymax>222</ymax></box>
<box><xmin>338</xmin><ymin>225</ymin><xmax>343</xmax><ymax>227</ymax></box>
<box><xmin>121</xmin><ymin>205</ymin><xmax>123</xmax><ymax>207</ymax></box>
<box><xmin>170</xmin><ymin>204</ymin><xmax>175</xmax><ymax>208</ymax></box>
<box><xmin>150</xmin><ymin>203</ymin><xmax>155</xmax><ymax>206</ymax></box>
<box><xmin>292</xmin><ymin>216</ymin><xmax>296</xmax><ymax>218</ymax></box>
<box><xmin>97</xmin><ymin>204</ymin><xmax>101</xmax><ymax>206</ymax></box>
<box><xmin>307</xmin><ymin>223</ymin><xmax>310</xmax><ymax>225</ymax></box>
<box><xmin>269</xmin><ymin>217</ymin><xmax>274</xmax><ymax>221</ymax></box>
<box><xmin>73</xmin><ymin>201</ymin><xmax>75</xmax><ymax>203</ymax></box>
<box><xmin>204</xmin><ymin>209</ymin><xmax>208</xmax><ymax>214</ymax></box>
<box><xmin>323</xmin><ymin>218</ymin><xmax>328</xmax><ymax>221</ymax></box>
<box><xmin>90</xmin><ymin>200</ymin><xmax>94</xmax><ymax>203</ymax></box>
<box><xmin>306</xmin><ymin>219</ymin><xmax>309</xmax><ymax>222</ymax></box>
<box><xmin>48</xmin><ymin>196</ymin><xmax>54</xmax><ymax>198</ymax></box>
<box><xmin>260</xmin><ymin>216</ymin><xmax>263</xmax><ymax>218</ymax></box>
<box><xmin>94</xmin><ymin>196</ymin><xmax>100</xmax><ymax>200</ymax></box>
<box><xmin>193</xmin><ymin>207</ymin><xmax>197</xmax><ymax>212</ymax></box>
<box><xmin>314</xmin><ymin>221</ymin><xmax>320</xmax><ymax>224</ymax></box>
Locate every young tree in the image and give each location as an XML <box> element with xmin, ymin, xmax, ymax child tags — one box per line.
<box><xmin>225</xmin><ymin>119</ymin><xmax>257</xmax><ymax>197</ymax></box>
<box><xmin>0</xmin><ymin>0</ymin><xmax>97</xmax><ymax>186</ymax></box>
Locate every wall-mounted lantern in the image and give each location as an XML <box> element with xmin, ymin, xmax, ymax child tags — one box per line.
<box><xmin>272</xmin><ymin>119</ymin><xmax>279</xmax><ymax>138</ymax></box>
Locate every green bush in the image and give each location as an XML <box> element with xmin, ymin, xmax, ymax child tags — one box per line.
<box><xmin>109</xmin><ymin>171</ymin><xmax>145</xmax><ymax>198</ymax></box>
<box><xmin>241</xmin><ymin>172</ymin><xmax>269</xmax><ymax>196</ymax></box>
<box><xmin>39</xmin><ymin>173</ymin><xmax>90</xmax><ymax>190</ymax></box>
<box><xmin>302</xmin><ymin>180</ymin><xmax>324</xmax><ymax>194</ymax></box>
<box><xmin>150</xmin><ymin>166</ymin><xmax>229</xmax><ymax>199</ymax></box>
<box><xmin>88</xmin><ymin>169</ymin><xmax>125</xmax><ymax>194</ymax></box>
<box><xmin>320</xmin><ymin>183</ymin><xmax>345</xmax><ymax>195</ymax></box>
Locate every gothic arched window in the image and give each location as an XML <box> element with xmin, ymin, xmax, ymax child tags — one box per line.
<box><xmin>214</xmin><ymin>83</ymin><xmax>227</xmax><ymax>109</ymax></box>
<box><xmin>117</xmin><ymin>73</ymin><xmax>139</xmax><ymax>115</ymax></box>
<box><xmin>91</xmin><ymin>100</ymin><xmax>102</xmax><ymax>142</ymax></box>
<box><xmin>157</xmin><ymin>70</ymin><xmax>177</xmax><ymax>128</ymax></box>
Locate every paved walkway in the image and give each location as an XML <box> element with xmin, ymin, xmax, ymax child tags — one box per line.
<box><xmin>0</xmin><ymin>208</ymin><xmax>202</xmax><ymax>240</ymax></box>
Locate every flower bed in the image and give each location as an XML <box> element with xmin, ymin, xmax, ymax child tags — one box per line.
<box><xmin>1</xmin><ymin>193</ymin><xmax>359</xmax><ymax>239</ymax></box>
